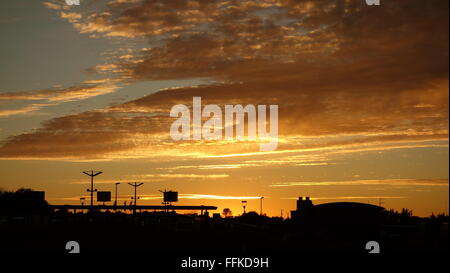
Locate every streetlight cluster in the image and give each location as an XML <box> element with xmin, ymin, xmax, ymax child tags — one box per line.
<box><xmin>82</xmin><ymin>171</ymin><xmax>265</xmax><ymax>216</ymax></box>
<box><xmin>82</xmin><ymin>171</ymin><xmax>144</xmax><ymax>213</ymax></box>
<box><xmin>241</xmin><ymin>197</ymin><xmax>265</xmax><ymax>215</ymax></box>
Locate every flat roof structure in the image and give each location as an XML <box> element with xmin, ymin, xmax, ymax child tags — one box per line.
<box><xmin>50</xmin><ymin>205</ymin><xmax>217</xmax><ymax>211</ymax></box>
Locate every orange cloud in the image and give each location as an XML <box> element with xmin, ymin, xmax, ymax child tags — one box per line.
<box><xmin>2</xmin><ymin>0</ymin><xmax>446</xmax><ymax>160</ymax></box>
<box><xmin>0</xmin><ymin>83</ymin><xmax>119</xmax><ymax>103</ymax></box>
<box><xmin>270</xmin><ymin>179</ymin><xmax>449</xmax><ymax>187</ymax></box>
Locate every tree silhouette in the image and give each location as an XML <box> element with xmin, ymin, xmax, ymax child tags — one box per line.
<box><xmin>222</xmin><ymin>208</ymin><xmax>232</xmax><ymax>217</ymax></box>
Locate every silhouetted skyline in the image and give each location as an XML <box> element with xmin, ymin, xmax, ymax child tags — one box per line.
<box><xmin>1</xmin><ymin>187</ymin><xmax>448</xmax><ymax>254</ymax></box>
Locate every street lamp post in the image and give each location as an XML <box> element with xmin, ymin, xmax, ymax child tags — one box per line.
<box><xmin>241</xmin><ymin>200</ymin><xmax>247</xmax><ymax>215</ymax></box>
<box><xmin>80</xmin><ymin>197</ymin><xmax>85</xmax><ymax>213</ymax></box>
<box><xmin>115</xmin><ymin>182</ymin><xmax>120</xmax><ymax>207</ymax></box>
<box><xmin>82</xmin><ymin>171</ymin><xmax>102</xmax><ymax>210</ymax></box>
<box><xmin>260</xmin><ymin>196</ymin><xmax>264</xmax><ymax>216</ymax></box>
<box><xmin>128</xmin><ymin>182</ymin><xmax>144</xmax><ymax>214</ymax></box>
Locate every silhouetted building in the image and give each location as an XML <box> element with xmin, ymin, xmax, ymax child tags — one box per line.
<box><xmin>0</xmin><ymin>189</ymin><xmax>49</xmax><ymax>224</ymax></box>
<box><xmin>313</xmin><ymin>202</ymin><xmax>383</xmax><ymax>226</ymax></box>
<box><xmin>291</xmin><ymin>196</ymin><xmax>313</xmax><ymax>222</ymax></box>
<box><xmin>291</xmin><ymin>197</ymin><xmax>384</xmax><ymax>238</ymax></box>
<box><xmin>21</xmin><ymin>190</ymin><xmax>45</xmax><ymax>202</ymax></box>
<box><xmin>316</xmin><ymin>202</ymin><xmax>384</xmax><ymax>238</ymax></box>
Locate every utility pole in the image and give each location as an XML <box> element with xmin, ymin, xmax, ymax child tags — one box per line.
<box><xmin>378</xmin><ymin>198</ymin><xmax>384</xmax><ymax>207</ymax></box>
<box><xmin>260</xmin><ymin>196</ymin><xmax>264</xmax><ymax>216</ymax></box>
<box><xmin>83</xmin><ymin>171</ymin><xmax>102</xmax><ymax>209</ymax></box>
<box><xmin>128</xmin><ymin>182</ymin><xmax>144</xmax><ymax>214</ymax></box>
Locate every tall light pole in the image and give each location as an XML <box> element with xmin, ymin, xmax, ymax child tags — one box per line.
<box><xmin>83</xmin><ymin>171</ymin><xmax>102</xmax><ymax>209</ymax></box>
<box><xmin>115</xmin><ymin>182</ymin><xmax>120</xmax><ymax>207</ymax></box>
<box><xmin>241</xmin><ymin>200</ymin><xmax>247</xmax><ymax>215</ymax></box>
<box><xmin>128</xmin><ymin>182</ymin><xmax>144</xmax><ymax>214</ymax></box>
<box><xmin>260</xmin><ymin>196</ymin><xmax>264</xmax><ymax>216</ymax></box>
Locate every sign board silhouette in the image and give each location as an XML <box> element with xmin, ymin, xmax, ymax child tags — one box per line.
<box><xmin>97</xmin><ymin>191</ymin><xmax>111</xmax><ymax>202</ymax></box>
<box><xmin>164</xmin><ymin>191</ymin><xmax>178</xmax><ymax>203</ymax></box>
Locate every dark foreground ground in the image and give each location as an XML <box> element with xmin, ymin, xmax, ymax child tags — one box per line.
<box><xmin>0</xmin><ymin>212</ymin><xmax>447</xmax><ymax>255</ymax></box>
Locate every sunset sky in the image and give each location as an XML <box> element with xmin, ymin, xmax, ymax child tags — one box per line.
<box><xmin>0</xmin><ymin>0</ymin><xmax>448</xmax><ymax>217</ymax></box>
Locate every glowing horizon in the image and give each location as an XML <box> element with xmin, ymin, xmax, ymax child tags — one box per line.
<box><xmin>0</xmin><ymin>0</ymin><xmax>448</xmax><ymax>217</ymax></box>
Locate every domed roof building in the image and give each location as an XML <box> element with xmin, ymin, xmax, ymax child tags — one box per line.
<box><xmin>291</xmin><ymin>197</ymin><xmax>384</xmax><ymax>238</ymax></box>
